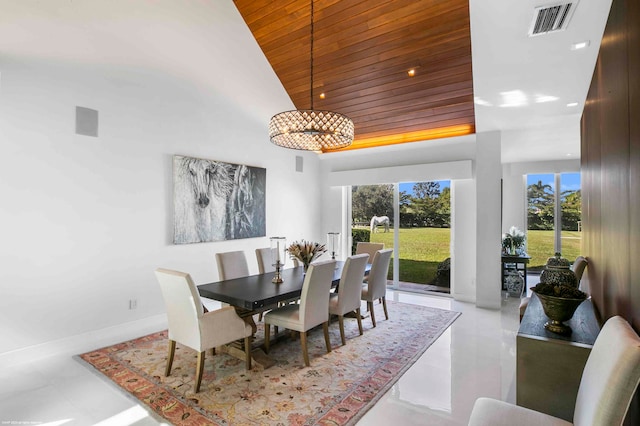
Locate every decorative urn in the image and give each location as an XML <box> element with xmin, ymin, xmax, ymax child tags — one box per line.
<box><xmin>532</xmin><ymin>253</ymin><xmax>586</xmax><ymax>335</ymax></box>
<box><xmin>539</xmin><ymin>252</ymin><xmax>578</xmax><ymax>287</ymax></box>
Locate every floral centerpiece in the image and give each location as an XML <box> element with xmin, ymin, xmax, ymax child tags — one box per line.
<box><xmin>287</xmin><ymin>240</ymin><xmax>326</xmax><ymax>271</ymax></box>
<box><xmin>502</xmin><ymin>226</ymin><xmax>526</xmax><ymax>255</ymax></box>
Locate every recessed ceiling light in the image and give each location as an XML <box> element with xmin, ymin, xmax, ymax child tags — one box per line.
<box><xmin>535</xmin><ymin>94</ymin><xmax>559</xmax><ymax>103</ymax></box>
<box><xmin>571</xmin><ymin>40</ymin><xmax>590</xmax><ymax>50</ymax></box>
<box><xmin>474</xmin><ymin>97</ymin><xmax>492</xmax><ymax>107</ymax></box>
<box><xmin>407</xmin><ymin>69</ymin><xmax>416</xmax><ymax>77</ymax></box>
<box><xmin>567</xmin><ymin>102</ymin><xmax>579</xmax><ymax>107</ymax></box>
<box><xmin>319</xmin><ymin>92</ymin><xmax>326</xmax><ymax>99</ymax></box>
<box><xmin>500</xmin><ymin>90</ymin><xmax>528</xmax><ymax>107</ymax></box>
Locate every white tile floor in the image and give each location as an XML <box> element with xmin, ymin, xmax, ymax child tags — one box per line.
<box><xmin>0</xmin><ymin>291</ymin><xmax>521</xmax><ymax>426</ymax></box>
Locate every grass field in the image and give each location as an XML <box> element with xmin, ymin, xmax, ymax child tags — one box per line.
<box><xmin>527</xmin><ymin>230</ymin><xmax>582</xmax><ymax>270</ymax></box>
<box><xmin>366</xmin><ymin>227</ymin><xmax>450</xmax><ymax>284</ymax></box>
<box><xmin>359</xmin><ymin>227</ymin><xmax>582</xmax><ymax>283</ymax></box>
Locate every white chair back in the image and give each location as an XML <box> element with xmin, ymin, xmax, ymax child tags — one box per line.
<box><xmin>573</xmin><ymin>315</ymin><xmax>640</xmax><ymax>426</ymax></box>
<box><xmin>366</xmin><ymin>249</ymin><xmax>393</xmax><ymax>300</ymax></box>
<box><xmin>256</xmin><ymin>247</ymin><xmax>276</xmax><ymax>274</ymax></box>
<box><xmin>572</xmin><ymin>256</ymin><xmax>589</xmax><ymax>293</ymax></box>
<box><xmin>336</xmin><ymin>254</ymin><xmax>370</xmax><ymax>314</ymax></box>
<box><xmin>356</xmin><ymin>242</ymin><xmax>384</xmax><ymax>261</ymax></box>
<box><xmin>216</xmin><ymin>250</ymin><xmax>249</xmax><ymax>281</ymax></box>
<box><xmin>572</xmin><ymin>256</ymin><xmax>588</xmax><ymax>282</ymax></box>
<box><xmin>154</xmin><ymin>268</ymin><xmax>203</xmax><ymax>350</ymax></box>
<box><xmin>299</xmin><ymin>259</ymin><xmax>336</xmax><ymax>329</ymax></box>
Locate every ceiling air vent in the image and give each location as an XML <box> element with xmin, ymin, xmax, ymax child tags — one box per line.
<box><xmin>529</xmin><ymin>2</ymin><xmax>578</xmax><ymax>36</ymax></box>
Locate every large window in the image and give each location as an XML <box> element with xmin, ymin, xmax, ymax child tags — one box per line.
<box><xmin>351</xmin><ymin>181</ymin><xmax>451</xmax><ymax>294</ymax></box>
<box><xmin>526</xmin><ymin>173</ymin><xmax>581</xmax><ymax>270</ymax></box>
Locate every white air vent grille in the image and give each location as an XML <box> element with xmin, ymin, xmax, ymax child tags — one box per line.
<box><xmin>529</xmin><ymin>2</ymin><xmax>578</xmax><ymax>36</ymax></box>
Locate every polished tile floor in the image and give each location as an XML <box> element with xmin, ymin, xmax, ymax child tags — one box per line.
<box><xmin>0</xmin><ymin>290</ymin><xmax>521</xmax><ymax>426</ymax></box>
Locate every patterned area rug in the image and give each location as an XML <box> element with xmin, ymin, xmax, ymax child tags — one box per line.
<box><xmin>79</xmin><ymin>301</ymin><xmax>460</xmax><ymax>425</ymax></box>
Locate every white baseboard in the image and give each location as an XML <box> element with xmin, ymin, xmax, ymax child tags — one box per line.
<box><xmin>0</xmin><ymin>314</ymin><xmax>168</xmax><ymax>368</ymax></box>
<box><xmin>452</xmin><ymin>292</ymin><xmax>476</xmax><ymax>303</ymax></box>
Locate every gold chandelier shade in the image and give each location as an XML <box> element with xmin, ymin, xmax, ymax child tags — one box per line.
<box><xmin>269</xmin><ymin>109</ymin><xmax>354</xmax><ymax>151</ymax></box>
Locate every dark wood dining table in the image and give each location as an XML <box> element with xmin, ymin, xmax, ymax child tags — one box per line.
<box><xmin>197</xmin><ymin>260</ymin><xmax>370</xmax><ymax>368</ymax></box>
<box><xmin>198</xmin><ymin>260</ymin><xmax>369</xmax><ymax>313</ymax></box>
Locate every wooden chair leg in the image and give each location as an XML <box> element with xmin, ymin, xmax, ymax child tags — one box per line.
<box><xmin>356</xmin><ymin>308</ymin><xmax>363</xmax><ymax>335</ymax></box>
<box><xmin>323</xmin><ymin>322</ymin><xmax>332</xmax><ymax>352</ymax></box>
<box><xmin>165</xmin><ymin>339</ymin><xmax>176</xmax><ymax>376</ymax></box>
<box><xmin>338</xmin><ymin>315</ymin><xmax>346</xmax><ymax>345</ymax></box>
<box><xmin>264</xmin><ymin>323</ymin><xmax>271</xmax><ymax>353</ymax></box>
<box><xmin>300</xmin><ymin>331</ymin><xmax>310</xmax><ymax>366</ymax></box>
<box><xmin>244</xmin><ymin>336</ymin><xmax>252</xmax><ymax>370</ymax></box>
<box><xmin>382</xmin><ymin>296</ymin><xmax>389</xmax><ymax>320</ymax></box>
<box><xmin>368</xmin><ymin>301</ymin><xmax>377</xmax><ymax>327</ymax></box>
<box><xmin>194</xmin><ymin>351</ymin><xmax>205</xmax><ymax>393</ymax></box>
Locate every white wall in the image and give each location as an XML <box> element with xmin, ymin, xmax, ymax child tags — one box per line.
<box><xmin>0</xmin><ymin>1</ymin><xmax>323</xmax><ymax>357</ymax></box>
<box><xmin>475</xmin><ymin>131</ymin><xmax>502</xmax><ymax>309</ymax></box>
<box><xmin>501</xmin><ymin>170</ymin><xmax>527</xmax><ymax>234</ymax></box>
<box><xmin>451</xmin><ymin>179</ymin><xmax>477</xmax><ymax>302</ymax></box>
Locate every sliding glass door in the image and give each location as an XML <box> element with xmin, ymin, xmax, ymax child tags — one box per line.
<box><xmin>351</xmin><ymin>181</ymin><xmax>451</xmax><ymax>294</ymax></box>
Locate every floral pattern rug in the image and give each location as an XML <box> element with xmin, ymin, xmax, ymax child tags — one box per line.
<box><xmin>79</xmin><ymin>301</ymin><xmax>460</xmax><ymax>425</ymax></box>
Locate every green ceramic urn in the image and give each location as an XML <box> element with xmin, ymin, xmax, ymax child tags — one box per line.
<box><xmin>539</xmin><ymin>252</ymin><xmax>578</xmax><ymax>288</ymax></box>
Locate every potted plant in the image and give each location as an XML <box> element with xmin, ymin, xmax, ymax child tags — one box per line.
<box><xmin>287</xmin><ymin>240</ymin><xmax>327</xmax><ymax>272</ymax></box>
<box><xmin>502</xmin><ymin>226</ymin><xmax>526</xmax><ymax>255</ymax></box>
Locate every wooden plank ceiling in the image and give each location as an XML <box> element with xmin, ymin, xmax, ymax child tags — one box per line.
<box><xmin>234</xmin><ymin>0</ymin><xmax>475</xmax><ymax>152</ymax></box>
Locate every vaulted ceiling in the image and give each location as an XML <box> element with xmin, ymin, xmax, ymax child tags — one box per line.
<box><xmin>234</xmin><ymin>0</ymin><xmax>475</xmax><ymax>152</ymax></box>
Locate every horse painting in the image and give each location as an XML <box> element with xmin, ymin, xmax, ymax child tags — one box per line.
<box><xmin>173</xmin><ymin>155</ymin><xmax>266</xmax><ymax>244</ymax></box>
<box><xmin>370</xmin><ymin>215</ymin><xmax>390</xmax><ymax>233</ymax></box>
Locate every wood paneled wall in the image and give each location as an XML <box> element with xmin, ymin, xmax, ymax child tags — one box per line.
<box><xmin>581</xmin><ymin>0</ymin><xmax>640</xmax><ymax>330</ymax></box>
<box><xmin>582</xmin><ymin>2</ymin><xmax>640</xmax><ymax>421</ymax></box>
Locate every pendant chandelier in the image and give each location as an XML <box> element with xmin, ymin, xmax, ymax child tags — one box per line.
<box><xmin>268</xmin><ymin>0</ymin><xmax>354</xmax><ymax>151</ymax></box>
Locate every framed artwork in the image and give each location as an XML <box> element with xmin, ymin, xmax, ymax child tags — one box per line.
<box><xmin>173</xmin><ymin>155</ymin><xmax>266</xmax><ymax>244</ymax></box>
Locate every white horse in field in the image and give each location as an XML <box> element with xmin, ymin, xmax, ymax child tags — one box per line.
<box><xmin>370</xmin><ymin>215</ymin><xmax>390</xmax><ymax>233</ymax></box>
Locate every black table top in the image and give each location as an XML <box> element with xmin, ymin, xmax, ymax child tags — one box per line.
<box><xmin>198</xmin><ymin>261</ymin><xmax>366</xmax><ymax>311</ymax></box>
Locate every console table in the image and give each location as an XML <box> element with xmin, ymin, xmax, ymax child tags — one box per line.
<box><xmin>501</xmin><ymin>254</ymin><xmax>530</xmax><ymax>295</ymax></box>
<box><xmin>516</xmin><ymin>293</ymin><xmax>600</xmax><ymax>422</ymax></box>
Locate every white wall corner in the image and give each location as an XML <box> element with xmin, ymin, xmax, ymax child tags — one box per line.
<box><xmin>475</xmin><ymin>131</ymin><xmax>502</xmax><ymax>309</ymax></box>
<box><xmin>451</xmin><ymin>179</ymin><xmax>476</xmax><ymax>302</ymax></box>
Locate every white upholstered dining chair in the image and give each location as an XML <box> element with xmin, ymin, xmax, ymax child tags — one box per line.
<box><xmin>361</xmin><ymin>248</ymin><xmax>393</xmax><ymax>327</ymax></box>
<box><xmin>216</xmin><ymin>250</ymin><xmax>250</xmax><ymax>281</ymax></box>
<box><xmin>255</xmin><ymin>247</ymin><xmax>276</xmax><ymax>274</ymax></box>
<box><xmin>255</xmin><ymin>247</ymin><xmax>281</xmax><ymax>321</ymax></box>
<box><xmin>154</xmin><ymin>268</ymin><xmax>253</xmax><ymax>393</ymax></box>
<box><xmin>263</xmin><ymin>259</ymin><xmax>336</xmax><ymax>366</ymax></box>
<box><xmin>329</xmin><ymin>253</ymin><xmax>369</xmax><ymax>345</ymax></box>
<box><xmin>468</xmin><ymin>315</ymin><xmax>640</xmax><ymax>426</ymax></box>
<box><xmin>356</xmin><ymin>242</ymin><xmax>384</xmax><ymax>260</ymax></box>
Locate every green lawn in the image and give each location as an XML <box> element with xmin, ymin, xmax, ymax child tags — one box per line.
<box><xmin>357</xmin><ymin>227</ymin><xmax>582</xmax><ymax>283</ymax></box>
<box><xmin>367</xmin><ymin>227</ymin><xmax>450</xmax><ymax>284</ymax></box>
<box><xmin>527</xmin><ymin>230</ymin><xmax>582</xmax><ymax>270</ymax></box>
